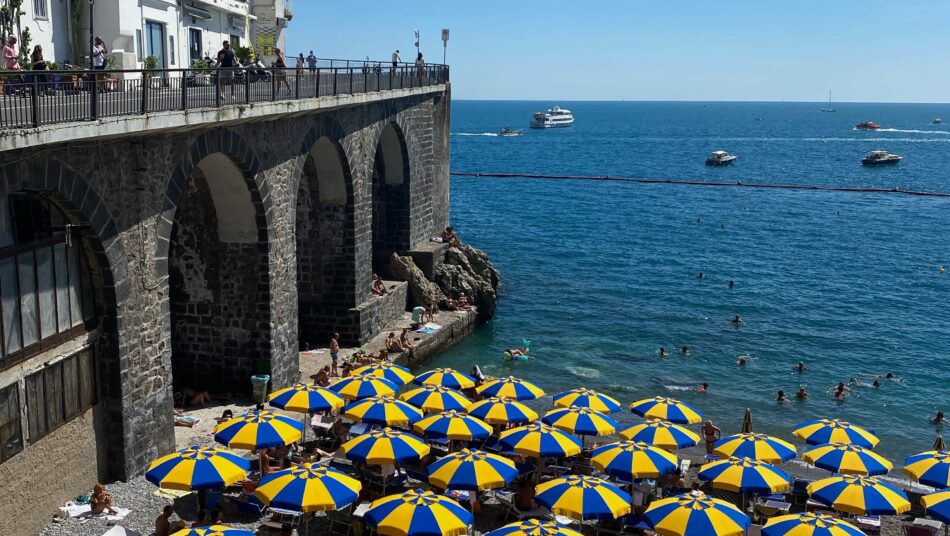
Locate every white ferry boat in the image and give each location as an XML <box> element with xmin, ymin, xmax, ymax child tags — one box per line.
<box><xmin>530</xmin><ymin>106</ymin><xmax>574</xmax><ymax>128</ymax></box>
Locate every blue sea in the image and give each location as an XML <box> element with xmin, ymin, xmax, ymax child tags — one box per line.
<box><xmin>435</xmin><ymin>100</ymin><xmax>950</xmax><ymax>463</ymax></box>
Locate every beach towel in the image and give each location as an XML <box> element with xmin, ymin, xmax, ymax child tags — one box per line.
<box><xmin>61</xmin><ymin>502</ymin><xmax>131</xmax><ymax>521</ymax></box>
<box><xmin>153</xmin><ymin>488</ymin><xmax>192</xmax><ymax>500</ymax></box>
<box><xmin>415</xmin><ymin>322</ymin><xmax>442</xmax><ymax>334</ymax></box>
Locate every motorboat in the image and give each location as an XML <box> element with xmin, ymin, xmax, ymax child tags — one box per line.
<box><xmin>499</xmin><ymin>127</ymin><xmax>524</xmax><ymax>137</ymax></box>
<box><xmin>705</xmin><ymin>151</ymin><xmax>737</xmax><ymax>166</ymax></box>
<box><xmin>530</xmin><ymin>106</ymin><xmax>574</xmax><ymax>128</ymax></box>
<box><xmin>861</xmin><ymin>150</ymin><xmax>902</xmax><ymax>165</ymax></box>
<box><xmin>933</xmin><ymin>118</ymin><xmax>943</xmax><ymax>125</ymax></box>
<box><xmin>855</xmin><ymin>121</ymin><xmax>881</xmax><ymax>130</ymax></box>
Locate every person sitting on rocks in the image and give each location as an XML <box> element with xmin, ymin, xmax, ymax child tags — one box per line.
<box><xmin>386</xmin><ymin>332</ymin><xmax>403</xmax><ymax>353</ymax></box>
<box><xmin>372</xmin><ymin>274</ymin><xmax>388</xmax><ymax>296</ymax></box>
<box><xmin>457</xmin><ymin>293</ymin><xmax>475</xmax><ymax>311</ymax></box>
<box><xmin>399</xmin><ymin>328</ymin><xmax>416</xmax><ymax>356</ymax></box>
<box><xmin>443</xmin><ymin>296</ymin><xmax>458</xmax><ymax>311</ymax></box>
<box><xmin>311</xmin><ymin>365</ymin><xmax>331</xmax><ymax>387</ymax></box>
<box><xmin>340</xmin><ymin>361</ymin><xmax>355</xmax><ymax>377</ymax></box>
<box><xmin>441</xmin><ymin>226</ymin><xmax>460</xmax><ymax>246</ymax></box>
<box><xmin>90</xmin><ymin>483</ymin><xmax>118</xmax><ymax>516</ymax></box>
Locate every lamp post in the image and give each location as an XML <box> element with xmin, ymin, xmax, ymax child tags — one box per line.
<box><xmin>88</xmin><ymin>0</ymin><xmax>95</xmax><ymax>70</ymax></box>
<box><xmin>413</xmin><ymin>29</ymin><xmax>420</xmax><ymax>56</ymax></box>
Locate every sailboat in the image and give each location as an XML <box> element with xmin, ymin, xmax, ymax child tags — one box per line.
<box><xmin>821</xmin><ymin>91</ymin><xmax>836</xmax><ymax>112</ymax></box>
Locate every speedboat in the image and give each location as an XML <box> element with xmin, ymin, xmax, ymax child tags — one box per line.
<box><xmin>855</xmin><ymin>121</ymin><xmax>881</xmax><ymax>130</ymax></box>
<box><xmin>530</xmin><ymin>106</ymin><xmax>574</xmax><ymax>128</ymax></box>
<box><xmin>499</xmin><ymin>127</ymin><xmax>524</xmax><ymax>137</ymax></box>
<box><xmin>705</xmin><ymin>151</ymin><xmax>737</xmax><ymax>166</ymax></box>
<box><xmin>934</xmin><ymin>118</ymin><xmax>943</xmax><ymax>125</ymax></box>
<box><xmin>862</xmin><ymin>150</ymin><xmax>902</xmax><ymax>165</ymax></box>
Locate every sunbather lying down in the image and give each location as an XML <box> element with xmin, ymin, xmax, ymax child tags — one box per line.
<box><xmin>173</xmin><ymin>387</ymin><xmax>230</xmax><ymax>408</ymax></box>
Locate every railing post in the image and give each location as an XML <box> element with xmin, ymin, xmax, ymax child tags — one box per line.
<box><xmin>295</xmin><ymin>69</ymin><xmax>300</xmax><ymax>99</ymax></box>
<box><xmin>315</xmin><ymin>67</ymin><xmax>320</xmax><ymax>98</ymax></box>
<box><xmin>180</xmin><ymin>72</ymin><xmax>188</xmax><ymax>110</ymax></box>
<box><xmin>90</xmin><ymin>72</ymin><xmax>98</xmax><ymax>119</ymax></box>
<box><xmin>245</xmin><ymin>70</ymin><xmax>251</xmax><ymax>104</ymax></box>
<box><xmin>141</xmin><ymin>72</ymin><xmax>149</xmax><ymax>114</ymax></box>
<box><xmin>30</xmin><ymin>75</ymin><xmax>40</xmax><ymax>127</ymax></box>
<box><xmin>349</xmin><ymin>68</ymin><xmax>353</xmax><ymax>94</ymax></box>
<box><xmin>271</xmin><ymin>68</ymin><xmax>277</xmax><ymax>101</ymax></box>
<box><xmin>332</xmin><ymin>68</ymin><xmax>337</xmax><ymax>95</ymax></box>
<box><xmin>215</xmin><ymin>70</ymin><xmax>222</xmax><ymax>107</ymax></box>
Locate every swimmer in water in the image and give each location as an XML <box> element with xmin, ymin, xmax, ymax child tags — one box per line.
<box><xmin>736</xmin><ymin>356</ymin><xmax>747</xmax><ymax>367</ymax></box>
<box><xmin>659</xmin><ymin>347</ymin><xmax>668</xmax><ymax>358</ymax></box>
<box><xmin>720</xmin><ymin>223</ymin><xmax>726</xmax><ymax>229</ymax></box>
<box><xmin>696</xmin><ymin>217</ymin><xmax>702</xmax><ymax>223</ymax></box>
<box><xmin>681</xmin><ymin>346</ymin><xmax>690</xmax><ymax>355</ymax></box>
<box><xmin>796</xmin><ymin>387</ymin><xmax>809</xmax><ymax>400</ymax></box>
<box><xmin>732</xmin><ymin>314</ymin><xmax>743</xmax><ymax>325</ymax></box>
<box><xmin>699</xmin><ymin>382</ymin><xmax>708</xmax><ymax>393</ymax></box>
<box><xmin>796</xmin><ymin>361</ymin><xmax>806</xmax><ymax>373</ymax></box>
<box><xmin>728</xmin><ymin>280</ymin><xmax>734</xmax><ymax>289</ymax></box>
<box><xmin>940</xmin><ymin>266</ymin><xmax>945</xmax><ymax>274</ymax></box>
<box><xmin>934</xmin><ymin>411</ymin><xmax>945</xmax><ymax>425</ymax></box>
<box><xmin>697</xmin><ymin>272</ymin><xmax>705</xmax><ymax>279</ymax></box>
<box><xmin>776</xmin><ymin>390</ymin><xmax>789</xmax><ymax>403</ymax></box>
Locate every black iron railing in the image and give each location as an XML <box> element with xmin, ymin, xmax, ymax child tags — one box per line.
<box><xmin>0</xmin><ymin>62</ymin><xmax>449</xmax><ymax>130</ymax></box>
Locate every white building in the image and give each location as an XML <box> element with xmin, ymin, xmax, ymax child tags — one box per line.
<box><xmin>13</xmin><ymin>0</ymin><xmax>77</xmax><ymax>66</ymax></box>
<box><xmin>250</xmin><ymin>0</ymin><xmax>291</xmax><ymax>63</ymax></box>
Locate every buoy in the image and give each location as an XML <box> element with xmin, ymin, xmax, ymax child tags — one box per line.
<box><xmin>940</xmin><ymin>266</ymin><xmax>946</xmax><ymax>274</ymax></box>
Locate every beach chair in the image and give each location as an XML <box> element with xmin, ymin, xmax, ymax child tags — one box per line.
<box><xmin>903</xmin><ymin>518</ymin><xmax>944</xmax><ymax>536</ymax></box>
<box><xmin>233</xmin><ymin>493</ymin><xmax>266</xmax><ymax>517</ymax></box>
<box><xmin>327</xmin><ymin>508</ymin><xmax>352</xmax><ymax>536</ymax></box>
<box><xmin>261</xmin><ymin>507</ymin><xmax>303</xmax><ymax>532</ymax></box>
<box><xmin>495</xmin><ymin>491</ymin><xmax>550</xmax><ymax>521</ymax></box>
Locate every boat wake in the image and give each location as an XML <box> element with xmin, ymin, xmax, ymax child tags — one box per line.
<box><xmin>854</xmin><ymin>128</ymin><xmax>950</xmax><ymax>135</ymax></box>
<box><xmin>452</xmin><ymin>132</ymin><xmax>499</xmax><ymax>137</ymax></box>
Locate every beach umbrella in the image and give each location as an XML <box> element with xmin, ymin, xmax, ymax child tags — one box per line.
<box><xmin>922</xmin><ymin>489</ymin><xmax>950</xmax><ymax>524</ymax></box>
<box><xmin>172</xmin><ymin>527</ymin><xmax>253</xmax><ymax>536</ymax></box>
<box><xmin>340</xmin><ymin>427</ymin><xmax>431</xmax><ymax>464</ymax></box>
<box><xmin>903</xmin><ymin>448</ymin><xmax>950</xmax><ymax>489</ymax></box>
<box><xmin>467</xmin><ymin>396</ymin><xmax>538</xmax><ymax>426</ymax></box>
<box><xmin>427</xmin><ymin>448</ymin><xmax>518</xmax><ymax>491</ymax></box>
<box><xmin>146</xmin><ymin>445</ymin><xmax>250</xmax><ymax>491</ymax></box>
<box><xmin>803</xmin><ymin>443</ymin><xmax>893</xmax><ymax>476</ymax></box>
<box><xmin>213</xmin><ymin>409</ymin><xmax>303</xmax><ymax>450</ymax></box>
<box><xmin>413</xmin><ymin>367</ymin><xmax>476</xmax><ymax>390</ymax></box>
<box><xmin>630</xmin><ymin>396</ymin><xmax>703</xmax><ymax>424</ymax></box>
<box><xmin>542</xmin><ymin>406</ymin><xmax>619</xmax><ymax>437</ymax></box>
<box><xmin>413</xmin><ymin>410</ymin><xmax>492</xmax><ymax>441</ymax></box>
<box><xmin>535</xmin><ymin>474</ymin><xmax>632</xmax><ymax>521</ymax></box>
<box><xmin>644</xmin><ymin>490</ymin><xmax>751</xmax><ymax>536</ymax></box>
<box><xmin>255</xmin><ymin>463</ymin><xmax>361</xmax><ymax>512</ymax></box>
<box><xmin>477</xmin><ymin>376</ymin><xmax>545</xmax><ymax>401</ymax></box>
<box><xmin>590</xmin><ymin>440</ymin><xmax>679</xmax><ymax>480</ymax></box>
<box><xmin>400</xmin><ymin>385</ymin><xmax>472</xmax><ymax>413</ymax></box>
<box><xmin>713</xmin><ymin>433</ymin><xmax>797</xmax><ymax>463</ymax></box>
<box><xmin>762</xmin><ymin>513</ymin><xmax>867</xmax><ymax>536</ymax></box>
<box><xmin>806</xmin><ymin>475</ymin><xmax>911</xmax><ymax>516</ymax></box>
<box><xmin>697</xmin><ymin>457</ymin><xmax>792</xmax><ymax>494</ymax></box>
<box><xmin>363</xmin><ymin>488</ymin><xmax>474</xmax><ymax>536</ymax></box>
<box><xmin>343</xmin><ymin>395</ymin><xmax>424</xmax><ymax>427</ymax></box>
<box><xmin>486</xmin><ymin>519</ymin><xmax>584</xmax><ymax>536</ymax></box>
<box><xmin>353</xmin><ymin>362</ymin><xmax>415</xmax><ymax>386</ymax></box>
<box><xmin>793</xmin><ymin>419</ymin><xmax>879</xmax><ymax>449</ymax></box>
<box><xmin>499</xmin><ymin>423</ymin><xmax>583</xmax><ymax>458</ymax></box>
<box><xmin>620</xmin><ymin>420</ymin><xmax>701</xmax><ymax>450</ymax></box>
<box><xmin>267</xmin><ymin>382</ymin><xmax>344</xmax><ymax>413</ymax></box>
<box><xmin>329</xmin><ymin>373</ymin><xmax>398</xmax><ymax>400</ymax></box>
<box><xmin>553</xmin><ymin>387</ymin><xmax>622</xmax><ymax>414</ymax></box>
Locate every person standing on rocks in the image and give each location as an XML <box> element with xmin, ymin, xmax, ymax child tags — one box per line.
<box><xmin>329</xmin><ymin>332</ymin><xmax>340</xmax><ymax>376</ymax></box>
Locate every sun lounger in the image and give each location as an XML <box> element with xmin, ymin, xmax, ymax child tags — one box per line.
<box><xmin>234</xmin><ymin>494</ymin><xmax>266</xmax><ymax>517</ymax></box>
<box><xmin>493</xmin><ymin>490</ymin><xmax>550</xmax><ymax>521</ymax></box>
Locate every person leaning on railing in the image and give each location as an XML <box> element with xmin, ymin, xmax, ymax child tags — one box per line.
<box><xmin>2</xmin><ymin>36</ymin><xmax>25</xmax><ymax>97</ymax></box>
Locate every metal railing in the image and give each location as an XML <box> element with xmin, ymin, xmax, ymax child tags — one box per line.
<box><xmin>0</xmin><ymin>62</ymin><xmax>449</xmax><ymax>130</ymax></box>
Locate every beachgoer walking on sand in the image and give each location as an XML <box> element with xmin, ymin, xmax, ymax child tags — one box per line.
<box><xmin>702</xmin><ymin>420</ymin><xmax>721</xmax><ymax>455</ymax></box>
<box><xmin>329</xmin><ymin>333</ymin><xmax>340</xmax><ymax>376</ymax></box>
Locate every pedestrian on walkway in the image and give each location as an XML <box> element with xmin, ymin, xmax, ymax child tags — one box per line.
<box><xmin>3</xmin><ymin>36</ymin><xmax>23</xmax><ymax>96</ymax></box>
<box><xmin>273</xmin><ymin>48</ymin><xmax>291</xmax><ymax>94</ymax></box>
<box><xmin>391</xmin><ymin>49</ymin><xmax>401</xmax><ymax>72</ymax></box>
<box><xmin>415</xmin><ymin>52</ymin><xmax>426</xmax><ymax>84</ymax></box>
<box><xmin>216</xmin><ymin>40</ymin><xmax>237</xmax><ymax>99</ymax></box>
<box><xmin>92</xmin><ymin>37</ymin><xmax>108</xmax><ymax>70</ymax></box>
<box><xmin>306</xmin><ymin>50</ymin><xmax>317</xmax><ymax>73</ymax></box>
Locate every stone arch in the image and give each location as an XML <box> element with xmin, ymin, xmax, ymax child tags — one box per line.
<box><xmin>294</xmin><ymin>118</ymin><xmax>360</xmax><ymax>346</ymax></box>
<box><xmin>0</xmin><ymin>159</ymin><xmax>132</xmax><ymax>481</ymax></box>
<box><xmin>370</xmin><ymin>121</ymin><xmax>411</xmax><ymax>273</ymax></box>
<box><xmin>159</xmin><ymin>130</ymin><xmax>273</xmax><ymax>393</ymax></box>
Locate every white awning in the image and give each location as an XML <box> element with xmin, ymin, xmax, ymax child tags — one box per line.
<box><xmin>184</xmin><ymin>5</ymin><xmax>212</xmax><ymax>20</ymax></box>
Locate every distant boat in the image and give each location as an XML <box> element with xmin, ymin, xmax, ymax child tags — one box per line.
<box><xmin>821</xmin><ymin>91</ymin><xmax>836</xmax><ymax>112</ymax></box>
<box><xmin>530</xmin><ymin>106</ymin><xmax>574</xmax><ymax>129</ymax></box>
<box><xmin>934</xmin><ymin>118</ymin><xmax>943</xmax><ymax>125</ymax></box>
<box><xmin>855</xmin><ymin>121</ymin><xmax>881</xmax><ymax>130</ymax></box>
<box><xmin>705</xmin><ymin>151</ymin><xmax>737</xmax><ymax>166</ymax></box>
<box><xmin>862</xmin><ymin>150</ymin><xmax>902</xmax><ymax>165</ymax></box>
<box><xmin>499</xmin><ymin>127</ymin><xmax>523</xmax><ymax>137</ymax></box>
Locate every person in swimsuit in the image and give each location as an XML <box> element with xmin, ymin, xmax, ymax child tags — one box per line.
<box><xmin>796</xmin><ymin>387</ymin><xmax>809</xmax><ymax>400</ymax></box>
<box><xmin>329</xmin><ymin>333</ymin><xmax>340</xmax><ymax>377</ymax></box>
<box><xmin>658</xmin><ymin>347</ymin><xmax>668</xmax><ymax>357</ymax></box>
<box><xmin>776</xmin><ymin>390</ymin><xmax>789</xmax><ymax>403</ymax></box>
<box><xmin>702</xmin><ymin>420</ymin><xmax>721</xmax><ymax>455</ymax></box>
<box><xmin>732</xmin><ymin>314</ymin><xmax>743</xmax><ymax>325</ymax></box>
<box><xmin>90</xmin><ymin>483</ymin><xmax>118</xmax><ymax>515</ymax></box>
<box><xmin>699</xmin><ymin>382</ymin><xmax>708</xmax><ymax>393</ymax></box>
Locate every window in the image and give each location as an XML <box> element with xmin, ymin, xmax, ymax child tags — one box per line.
<box><xmin>136</xmin><ymin>29</ymin><xmax>144</xmax><ymax>61</ymax></box>
<box><xmin>25</xmin><ymin>350</ymin><xmax>96</xmax><ymax>444</ymax></box>
<box><xmin>0</xmin><ymin>384</ymin><xmax>22</xmax><ymax>462</ymax></box>
<box><xmin>189</xmin><ymin>29</ymin><xmax>203</xmax><ymax>63</ymax></box>
<box><xmin>33</xmin><ymin>0</ymin><xmax>48</xmax><ymax>19</ymax></box>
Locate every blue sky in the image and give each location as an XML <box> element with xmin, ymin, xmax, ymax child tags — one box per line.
<box><xmin>286</xmin><ymin>0</ymin><xmax>950</xmax><ymax>102</ymax></box>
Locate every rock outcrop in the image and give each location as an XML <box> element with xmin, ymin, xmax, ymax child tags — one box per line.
<box><xmin>435</xmin><ymin>243</ymin><xmax>501</xmax><ymax>320</ymax></box>
<box><xmin>389</xmin><ymin>253</ymin><xmax>446</xmax><ymax>308</ymax></box>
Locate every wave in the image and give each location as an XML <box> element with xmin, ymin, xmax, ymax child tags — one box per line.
<box><xmin>452</xmin><ymin>132</ymin><xmax>499</xmax><ymax>137</ymax></box>
<box><xmin>565</xmin><ymin>365</ymin><xmax>602</xmax><ymax>379</ymax></box>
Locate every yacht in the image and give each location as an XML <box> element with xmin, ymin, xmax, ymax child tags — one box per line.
<box><xmin>862</xmin><ymin>150</ymin><xmax>902</xmax><ymax>165</ymax></box>
<box><xmin>821</xmin><ymin>91</ymin><xmax>836</xmax><ymax>112</ymax></box>
<box><xmin>933</xmin><ymin>118</ymin><xmax>943</xmax><ymax>125</ymax></box>
<box><xmin>530</xmin><ymin>106</ymin><xmax>574</xmax><ymax>128</ymax></box>
<box><xmin>499</xmin><ymin>127</ymin><xmax>524</xmax><ymax>137</ymax></box>
<box><xmin>705</xmin><ymin>151</ymin><xmax>737</xmax><ymax>166</ymax></box>
<box><xmin>855</xmin><ymin>121</ymin><xmax>881</xmax><ymax>130</ymax></box>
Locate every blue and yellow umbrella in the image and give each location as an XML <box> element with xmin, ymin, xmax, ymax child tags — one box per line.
<box><xmin>535</xmin><ymin>475</ymin><xmax>632</xmax><ymax>521</ymax></box>
<box><xmin>413</xmin><ymin>410</ymin><xmax>492</xmax><ymax>441</ymax></box>
<box><xmin>793</xmin><ymin>419</ymin><xmax>879</xmax><ymax>449</ymax></box>
<box><xmin>542</xmin><ymin>406</ymin><xmax>619</xmax><ymax>437</ymax></box>
<box><xmin>763</xmin><ymin>513</ymin><xmax>867</xmax><ymax>536</ymax></box>
<box><xmin>698</xmin><ymin>457</ymin><xmax>792</xmax><ymax>494</ymax></box>
<box><xmin>363</xmin><ymin>488</ymin><xmax>474</xmax><ymax>536</ymax></box>
<box><xmin>413</xmin><ymin>368</ymin><xmax>476</xmax><ymax>390</ymax></box>
<box><xmin>903</xmin><ymin>450</ymin><xmax>950</xmax><ymax>489</ymax></box>
<box><xmin>467</xmin><ymin>396</ymin><xmax>538</xmax><ymax>426</ymax></box>
<box><xmin>806</xmin><ymin>475</ymin><xmax>911</xmax><ymax>516</ymax></box>
<box><xmin>172</xmin><ymin>527</ymin><xmax>254</xmax><ymax>536</ymax></box>
<box><xmin>486</xmin><ymin>519</ymin><xmax>584</xmax><ymax>536</ymax></box>
<box><xmin>477</xmin><ymin>376</ymin><xmax>546</xmax><ymax>401</ymax></box>
<box><xmin>553</xmin><ymin>387</ymin><xmax>622</xmax><ymax>414</ymax></box>
<box><xmin>267</xmin><ymin>382</ymin><xmax>344</xmax><ymax>413</ymax></box>
<box><xmin>400</xmin><ymin>385</ymin><xmax>472</xmax><ymax>413</ymax></box>
<box><xmin>146</xmin><ymin>445</ymin><xmax>250</xmax><ymax>491</ymax></box>
<box><xmin>353</xmin><ymin>362</ymin><xmax>415</xmax><ymax>386</ymax></box>
<box><xmin>427</xmin><ymin>449</ymin><xmax>518</xmax><ymax>491</ymax></box>
<box><xmin>213</xmin><ymin>410</ymin><xmax>303</xmax><ymax>450</ymax></box>
<box><xmin>713</xmin><ymin>433</ymin><xmax>797</xmax><ymax>463</ymax></box>
<box><xmin>803</xmin><ymin>443</ymin><xmax>893</xmax><ymax>476</ymax></box>
<box><xmin>343</xmin><ymin>396</ymin><xmax>424</xmax><ymax>427</ymax></box>
<box><xmin>329</xmin><ymin>373</ymin><xmax>398</xmax><ymax>400</ymax></box>
<box><xmin>922</xmin><ymin>489</ymin><xmax>950</xmax><ymax>524</ymax></box>
<box><xmin>591</xmin><ymin>440</ymin><xmax>679</xmax><ymax>480</ymax></box>
<box><xmin>499</xmin><ymin>423</ymin><xmax>583</xmax><ymax>458</ymax></box>
<box><xmin>644</xmin><ymin>491</ymin><xmax>751</xmax><ymax>536</ymax></box>
<box><xmin>620</xmin><ymin>420</ymin><xmax>701</xmax><ymax>450</ymax></box>
<box><xmin>255</xmin><ymin>463</ymin><xmax>361</xmax><ymax>512</ymax></box>
<box><xmin>630</xmin><ymin>396</ymin><xmax>703</xmax><ymax>425</ymax></box>
<box><xmin>341</xmin><ymin>427</ymin><xmax>431</xmax><ymax>465</ymax></box>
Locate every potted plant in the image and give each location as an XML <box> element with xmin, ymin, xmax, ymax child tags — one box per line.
<box><xmin>190</xmin><ymin>58</ymin><xmax>211</xmax><ymax>86</ymax></box>
<box><xmin>143</xmin><ymin>54</ymin><xmax>161</xmax><ymax>88</ymax></box>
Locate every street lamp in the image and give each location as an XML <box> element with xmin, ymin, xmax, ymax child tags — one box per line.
<box><xmin>88</xmin><ymin>0</ymin><xmax>95</xmax><ymax>70</ymax></box>
<box><xmin>413</xmin><ymin>29</ymin><xmax>420</xmax><ymax>55</ymax></box>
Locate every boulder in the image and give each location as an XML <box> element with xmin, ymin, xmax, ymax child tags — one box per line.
<box><xmin>389</xmin><ymin>253</ymin><xmax>445</xmax><ymax>308</ymax></box>
<box><xmin>435</xmin><ymin>242</ymin><xmax>500</xmax><ymax>319</ymax></box>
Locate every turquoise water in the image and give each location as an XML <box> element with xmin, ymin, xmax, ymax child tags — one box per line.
<box><xmin>435</xmin><ymin>101</ymin><xmax>950</xmax><ymax>462</ymax></box>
